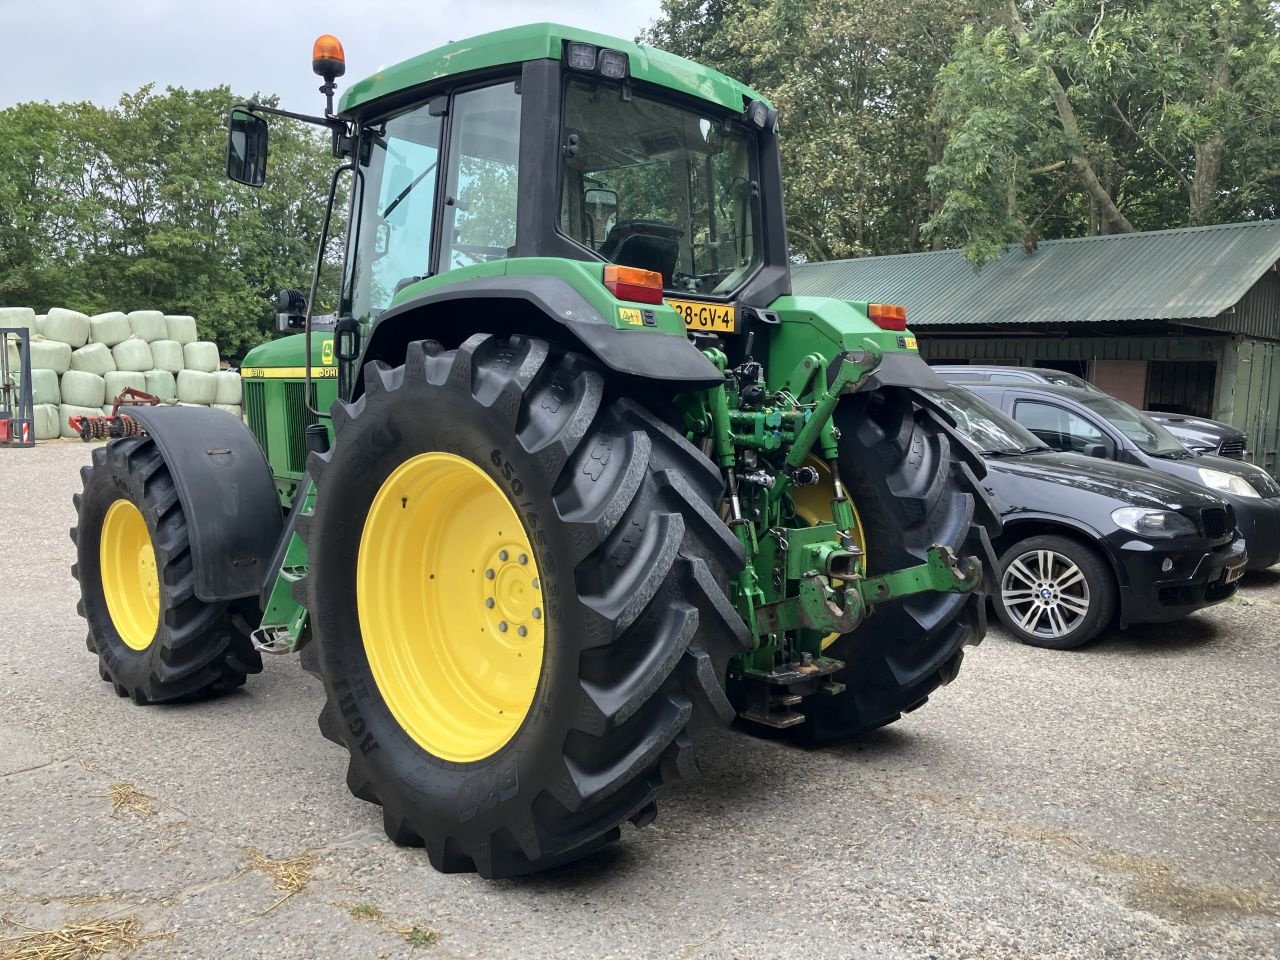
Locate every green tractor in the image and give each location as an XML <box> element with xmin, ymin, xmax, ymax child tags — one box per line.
<box><xmin>72</xmin><ymin>24</ymin><xmax>998</xmax><ymax>878</ymax></box>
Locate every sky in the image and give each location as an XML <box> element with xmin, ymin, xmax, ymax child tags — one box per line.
<box><xmin>0</xmin><ymin>0</ymin><xmax>665</xmax><ymax>110</ymax></box>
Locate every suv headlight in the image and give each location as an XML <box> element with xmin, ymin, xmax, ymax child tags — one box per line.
<box><xmin>1197</xmin><ymin>467</ymin><xmax>1261</xmax><ymax>499</ymax></box>
<box><xmin>1111</xmin><ymin>507</ymin><xmax>1198</xmax><ymax>538</ymax></box>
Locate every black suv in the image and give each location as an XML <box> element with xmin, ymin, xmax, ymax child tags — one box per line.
<box><xmin>933</xmin><ymin>365</ymin><xmax>1248</xmax><ymax>459</ymax></box>
<box><xmin>927</xmin><ymin>387</ymin><xmax>1245</xmax><ymax>649</ymax></box>
<box><xmin>963</xmin><ymin>382</ymin><xmax>1280</xmax><ymax>570</ymax></box>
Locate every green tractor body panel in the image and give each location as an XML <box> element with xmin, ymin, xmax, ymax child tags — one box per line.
<box><xmin>240</xmin><ymin>333</ymin><xmax>338</xmax><ymax>504</ymax></box>
<box><xmin>338</xmin><ymin>22</ymin><xmax>767</xmax><ymax>116</ymax></box>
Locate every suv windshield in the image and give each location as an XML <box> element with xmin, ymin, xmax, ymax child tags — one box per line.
<box><xmin>1074</xmin><ymin>394</ymin><xmax>1188</xmax><ymax>457</ymax></box>
<box><xmin>559</xmin><ymin>79</ymin><xmax>761</xmax><ymax>295</ymax></box>
<box><xmin>924</xmin><ymin>388</ymin><xmax>1048</xmax><ymax>456</ymax></box>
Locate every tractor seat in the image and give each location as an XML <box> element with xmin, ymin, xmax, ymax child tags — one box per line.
<box><xmin>599</xmin><ymin>220</ymin><xmax>682</xmax><ymax>285</ymax></box>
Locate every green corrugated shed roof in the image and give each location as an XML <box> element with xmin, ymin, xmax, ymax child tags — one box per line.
<box><xmin>791</xmin><ymin>220</ymin><xmax>1280</xmax><ymax>327</ymax></box>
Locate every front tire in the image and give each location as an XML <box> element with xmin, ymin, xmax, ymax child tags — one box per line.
<box><xmin>72</xmin><ymin>437</ymin><xmax>262</xmax><ymax>703</ymax></box>
<box><xmin>993</xmin><ymin>534</ymin><xmax>1115</xmax><ymax>649</ymax></box>
<box><xmin>301</xmin><ymin>335</ymin><xmax>749</xmax><ymax>878</ymax></box>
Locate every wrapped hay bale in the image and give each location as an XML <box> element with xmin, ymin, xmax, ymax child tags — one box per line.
<box><xmin>182</xmin><ymin>341</ymin><xmax>219</xmax><ymax>373</ymax></box>
<box><xmin>61</xmin><ymin>369</ymin><xmax>107</xmax><ymax>408</ymax></box>
<box><xmin>127</xmin><ymin>310</ymin><xmax>168</xmax><ymax>342</ymax></box>
<box><xmin>112</xmin><ymin>337</ymin><xmax>153</xmax><ymax>372</ymax></box>
<box><xmin>104</xmin><ymin>370</ymin><xmax>147</xmax><ymax>402</ymax></box>
<box><xmin>0</xmin><ymin>306</ymin><xmax>36</xmax><ymax>334</ymax></box>
<box><xmin>143</xmin><ymin>369</ymin><xmax>176</xmax><ymax>402</ymax></box>
<box><xmin>44</xmin><ymin>308</ymin><xmax>91</xmax><ymax>347</ymax></box>
<box><xmin>165</xmin><ymin>314</ymin><xmax>198</xmax><ymax>345</ymax></box>
<box><xmin>34</xmin><ymin>403</ymin><xmax>61</xmax><ymax>440</ymax></box>
<box><xmin>178</xmin><ymin>402</ymin><xmax>205</xmax><ymax>408</ymax></box>
<box><xmin>177</xmin><ymin>369</ymin><xmax>217</xmax><ymax>405</ymax></box>
<box><xmin>31</xmin><ymin>368</ymin><xmax>61</xmax><ymax>405</ymax></box>
<box><xmin>34</xmin><ymin>314</ymin><xmax>45</xmax><ymax>336</ymax></box>
<box><xmin>89</xmin><ymin>311</ymin><xmax>132</xmax><ymax>347</ymax></box>
<box><xmin>60</xmin><ymin>403</ymin><xmax>103</xmax><ymax>438</ymax></box>
<box><xmin>70</xmin><ymin>341</ymin><xmax>116</xmax><ymax>375</ymax></box>
<box><xmin>212</xmin><ymin>371</ymin><xmax>242</xmax><ymax>405</ymax></box>
<box><xmin>211</xmin><ymin>403</ymin><xmax>242</xmax><ymax>418</ymax></box>
<box><xmin>150</xmin><ymin>339</ymin><xmax>184</xmax><ymax>373</ymax></box>
<box><xmin>31</xmin><ymin>337</ymin><xmax>72</xmax><ymax>374</ymax></box>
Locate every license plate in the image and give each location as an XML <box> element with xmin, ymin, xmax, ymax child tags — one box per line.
<box><xmin>1224</xmin><ymin>562</ymin><xmax>1245</xmax><ymax>584</ymax></box>
<box><xmin>667</xmin><ymin>299</ymin><xmax>737</xmax><ymax>333</ymax></box>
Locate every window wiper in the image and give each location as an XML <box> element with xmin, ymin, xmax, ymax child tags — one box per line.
<box><xmin>382</xmin><ymin>160</ymin><xmax>439</xmax><ymax>219</ymax></box>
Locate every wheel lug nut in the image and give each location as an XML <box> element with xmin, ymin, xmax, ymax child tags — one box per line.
<box><xmin>518</xmin><ymin>554</ymin><xmax>528</xmax><ymax>565</ymax></box>
<box><xmin>486</xmin><ymin>598</ymin><xmax>495</xmax><ymax>609</ymax></box>
<box><xmin>532</xmin><ymin>608</ymin><xmax>541</xmax><ymax>619</ymax></box>
<box><xmin>531</xmin><ymin>578</ymin><xmax>540</xmax><ymax>589</ymax></box>
<box><xmin>485</xmin><ymin>569</ymin><xmax>495</xmax><ymax>580</ymax></box>
<box><xmin>517</xmin><ymin>625</ymin><xmax>527</xmax><ymax>637</ymax></box>
<box><xmin>498</xmin><ymin>621</ymin><xmax>508</xmax><ymax>632</ymax></box>
<box><xmin>499</xmin><ymin>550</ymin><xmax>509</xmax><ymax>562</ymax></box>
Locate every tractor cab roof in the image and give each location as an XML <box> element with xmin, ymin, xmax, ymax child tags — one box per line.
<box><xmin>338</xmin><ymin>22</ymin><xmax>768</xmax><ymax>118</ymax></box>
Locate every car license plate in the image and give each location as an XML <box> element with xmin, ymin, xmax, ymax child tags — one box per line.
<box><xmin>667</xmin><ymin>299</ymin><xmax>737</xmax><ymax>333</ymax></box>
<box><xmin>1224</xmin><ymin>562</ymin><xmax>1245</xmax><ymax>584</ymax></box>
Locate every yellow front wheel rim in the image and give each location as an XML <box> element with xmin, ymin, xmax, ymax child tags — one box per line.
<box><xmin>357</xmin><ymin>452</ymin><xmax>546</xmax><ymax>763</ymax></box>
<box><xmin>99</xmin><ymin>499</ymin><xmax>160</xmax><ymax>652</ymax></box>
<box><xmin>791</xmin><ymin>457</ymin><xmax>868</xmax><ymax>651</ymax></box>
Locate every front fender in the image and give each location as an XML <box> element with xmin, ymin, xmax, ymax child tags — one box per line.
<box><xmin>126</xmin><ymin>405</ymin><xmax>283</xmax><ymax>602</ymax></box>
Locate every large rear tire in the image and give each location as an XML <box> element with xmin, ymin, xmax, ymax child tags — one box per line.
<box><xmin>72</xmin><ymin>437</ymin><xmax>262</xmax><ymax>704</ymax></box>
<box><xmin>783</xmin><ymin>386</ymin><xmax>997</xmax><ymax>743</ymax></box>
<box><xmin>300</xmin><ymin>335</ymin><xmax>749</xmax><ymax>878</ymax></box>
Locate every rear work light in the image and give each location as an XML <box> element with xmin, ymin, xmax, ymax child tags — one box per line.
<box><xmin>603</xmin><ymin>265</ymin><xmax>664</xmax><ymax>304</ymax></box>
<box><xmin>565</xmin><ymin>41</ymin><xmax>630</xmax><ymax>80</ymax></box>
<box><xmin>868</xmin><ymin>303</ymin><xmax>907</xmax><ymax>331</ymax></box>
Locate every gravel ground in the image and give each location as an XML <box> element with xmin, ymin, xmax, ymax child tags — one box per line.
<box><xmin>2</xmin><ymin>441</ymin><xmax>1278</xmax><ymax>960</ymax></box>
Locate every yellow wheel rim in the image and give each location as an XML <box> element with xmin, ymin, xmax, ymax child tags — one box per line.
<box><xmin>357</xmin><ymin>452</ymin><xmax>545</xmax><ymax>763</ymax></box>
<box><xmin>99</xmin><ymin>499</ymin><xmax>160</xmax><ymax>652</ymax></box>
<box><xmin>791</xmin><ymin>458</ymin><xmax>868</xmax><ymax>651</ymax></box>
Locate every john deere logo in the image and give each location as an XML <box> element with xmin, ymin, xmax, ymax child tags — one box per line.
<box><xmin>322</xmin><ymin>339</ymin><xmax>335</xmax><ymax>365</ymax></box>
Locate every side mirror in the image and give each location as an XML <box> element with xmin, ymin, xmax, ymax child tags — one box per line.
<box><xmin>1082</xmin><ymin>442</ymin><xmax>1108</xmax><ymax>459</ymax></box>
<box><xmin>227</xmin><ymin>109</ymin><xmax>269</xmax><ymax>187</ymax></box>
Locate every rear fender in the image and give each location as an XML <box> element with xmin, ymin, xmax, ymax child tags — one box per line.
<box><xmin>126</xmin><ymin>405</ymin><xmax>283</xmax><ymax>602</ymax></box>
<box><xmin>353</xmin><ymin>275</ymin><xmax>722</xmax><ymax>398</ymax></box>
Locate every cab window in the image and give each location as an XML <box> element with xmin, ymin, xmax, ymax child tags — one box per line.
<box><xmin>441</xmin><ymin>82</ymin><xmax>523</xmax><ymax>271</ymax></box>
<box><xmin>1013</xmin><ymin>400</ymin><xmax>1105</xmax><ymax>453</ymax></box>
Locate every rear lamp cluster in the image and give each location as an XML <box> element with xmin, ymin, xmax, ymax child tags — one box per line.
<box><xmin>565</xmin><ymin>41</ymin><xmax>630</xmax><ymax>80</ymax></box>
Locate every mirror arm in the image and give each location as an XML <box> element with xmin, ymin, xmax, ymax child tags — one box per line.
<box><xmin>236</xmin><ymin>100</ymin><xmax>346</xmax><ymax>133</ymax></box>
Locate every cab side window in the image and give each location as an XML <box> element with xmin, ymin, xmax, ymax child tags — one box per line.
<box><xmin>1014</xmin><ymin>400</ymin><xmax>1104</xmax><ymax>453</ymax></box>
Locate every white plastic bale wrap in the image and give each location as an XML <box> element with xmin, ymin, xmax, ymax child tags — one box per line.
<box><xmin>31</xmin><ymin>368</ymin><xmax>61</xmax><ymax>405</ymax></box>
<box><xmin>44</xmin><ymin>308</ymin><xmax>91</xmax><ymax>347</ymax></box>
<box><xmin>111</xmin><ymin>337</ymin><xmax>154</xmax><ymax>372</ymax></box>
<box><xmin>0</xmin><ymin>307</ymin><xmax>36</xmax><ymax>335</ymax></box>
<box><xmin>61</xmin><ymin>370</ymin><xmax>107</xmax><ymax>408</ymax></box>
<box><xmin>89</xmin><ymin>311</ymin><xmax>132</xmax><ymax>347</ymax></box>
<box><xmin>164</xmin><ymin>315</ymin><xmax>198</xmax><ymax>345</ymax></box>
<box><xmin>182</xmin><ymin>341</ymin><xmax>220</xmax><ymax>373</ymax></box>
<box><xmin>34</xmin><ymin>315</ymin><xmax>45</xmax><ymax>336</ymax></box>
<box><xmin>176</xmin><ymin>369</ymin><xmax>217</xmax><ymax>405</ymax></box>
<box><xmin>70</xmin><ymin>341</ymin><xmax>117</xmax><ymax>375</ymax></box>
<box><xmin>59</xmin><ymin>403</ymin><xmax>103</xmax><ymax>438</ymax></box>
<box><xmin>127</xmin><ymin>310</ymin><xmax>168</xmax><ymax>342</ymax></box>
<box><xmin>150</xmin><ymin>340</ymin><xmax>184</xmax><ymax>374</ymax></box>
<box><xmin>34</xmin><ymin>403</ymin><xmax>60</xmax><ymax>440</ymax></box>
<box><xmin>211</xmin><ymin>403</ymin><xmax>243</xmax><ymax>419</ymax></box>
<box><xmin>104</xmin><ymin>370</ymin><xmax>148</xmax><ymax>401</ymax></box>
<box><xmin>212</xmin><ymin>371</ymin><xmax>242</xmax><ymax>405</ymax></box>
<box><xmin>143</xmin><ymin>369</ymin><xmax>177</xmax><ymax>402</ymax></box>
<box><xmin>30</xmin><ymin>338</ymin><xmax>72</xmax><ymax>375</ymax></box>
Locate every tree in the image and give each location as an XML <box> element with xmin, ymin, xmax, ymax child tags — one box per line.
<box><xmin>926</xmin><ymin>0</ymin><xmax>1280</xmax><ymax>263</ymax></box>
<box><xmin>0</xmin><ymin>85</ymin><xmax>339</xmax><ymax>359</ymax></box>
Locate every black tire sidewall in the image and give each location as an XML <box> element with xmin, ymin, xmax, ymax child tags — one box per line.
<box><xmin>309</xmin><ymin>363</ymin><xmax>611</xmax><ymax>840</ymax></box>
<box><xmin>994</xmin><ymin>534</ymin><xmax>1114</xmax><ymax>649</ymax></box>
